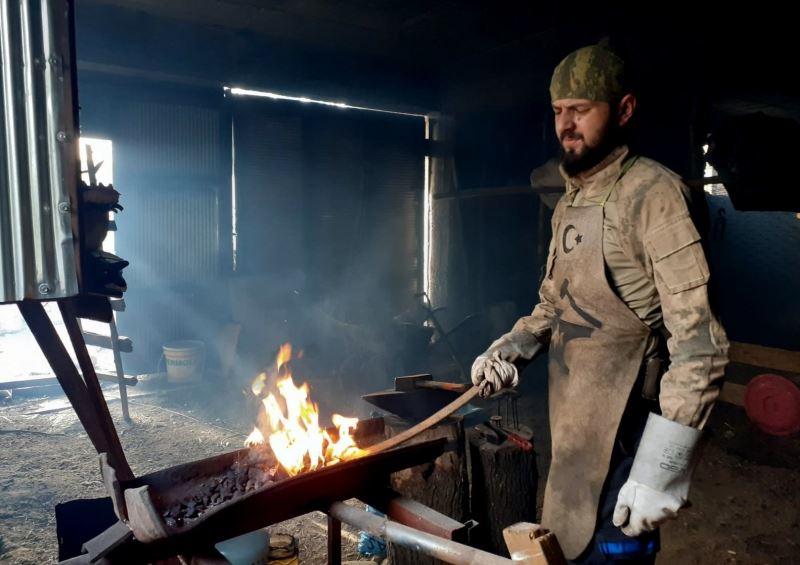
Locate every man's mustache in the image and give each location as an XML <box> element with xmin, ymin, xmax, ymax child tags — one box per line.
<box><xmin>561</xmin><ymin>132</ymin><xmax>583</xmax><ymax>142</ymax></box>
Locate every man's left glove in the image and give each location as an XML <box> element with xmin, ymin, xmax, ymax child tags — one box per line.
<box><xmin>613</xmin><ymin>413</ymin><xmax>703</xmax><ymax>537</ymax></box>
<box><xmin>470</xmin><ymin>331</ymin><xmax>543</xmax><ymax>398</ymax></box>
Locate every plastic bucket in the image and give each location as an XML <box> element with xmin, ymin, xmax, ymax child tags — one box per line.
<box><xmin>162</xmin><ymin>340</ymin><xmax>205</xmax><ymax>383</ymax></box>
<box><xmin>214</xmin><ymin>529</ymin><xmax>270</xmax><ymax>565</ymax></box>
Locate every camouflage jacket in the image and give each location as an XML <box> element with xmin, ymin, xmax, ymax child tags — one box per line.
<box><xmin>514</xmin><ymin>145</ymin><xmax>729</xmax><ymax>428</ymax></box>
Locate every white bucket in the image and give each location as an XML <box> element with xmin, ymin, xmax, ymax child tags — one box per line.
<box><xmin>163</xmin><ymin>340</ymin><xmax>205</xmax><ymax>383</ymax></box>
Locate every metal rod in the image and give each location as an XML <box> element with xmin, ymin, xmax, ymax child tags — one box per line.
<box><xmin>327</xmin><ymin>514</ymin><xmax>342</xmax><ymax>565</ymax></box>
<box><xmin>328</xmin><ymin>502</ymin><xmax>513</xmax><ymax>565</ymax></box>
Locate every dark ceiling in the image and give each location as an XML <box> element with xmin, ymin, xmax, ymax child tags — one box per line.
<box><xmin>85</xmin><ymin>0</ymin><xmax>567</xmax><ymax>68</ymax></box>
<box><xmin>81</xmin><ymin>1</ymin><xmax>800</xmax><ymax>118</ymax></box>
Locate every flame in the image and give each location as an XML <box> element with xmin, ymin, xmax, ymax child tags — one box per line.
<box><xmin>245</xmin><ymin>343</ymin><xmax>365</xmax><ymax>476</ymax></box>
<box><xmin>327</xmin><ymin>414</ymin><xmax>363</xmax><ymax>461</ymax></box>
<box><xmin>251</xmin><ymin>373</ymin><xmax>267</xmax><ymax>396</ymax></box>
<box><xmin>276</xmin><ymin>343</ymin><xmax>292</xmax><ymax>372</ymax></box>
<box><xmin>244</xmin><ymin>427</ymin><xmax>265</xmax><ymax>447</ymax></box>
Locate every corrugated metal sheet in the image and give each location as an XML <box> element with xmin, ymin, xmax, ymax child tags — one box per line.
<box><xmin>232</xmin><ymin>107</ymin><xmax>304</xmax><ymax>277</ymax></box>
<box><xmin>0</xmin><ymin>0</ymin><xmax>79</xmax><ymax>303</ymax></box>
<box><xmin>122</xmin><ymin>186</ymin><xmax>220</xmax><ymax>288</ymax></box>
<box><xmin>122</xmin><ymin>101</ymin><xmax>222</xmax><ymax>176</ymax></box>
<box><xmin>99</xmin><ymin>93</ymin><xmax>228</xmax><ymax>288</ymax></box>
<box><xmin>362</xmin><ymin>132</ymin><xmax>424</xmax><ymax>317</ymax></box>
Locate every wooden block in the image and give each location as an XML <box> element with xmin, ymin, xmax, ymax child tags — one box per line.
<box><xmin>468</xmin><ymin>430</ymin><xmax>538</xmax><ymax>557</ymax></box>
<box><xmin>384</xmin><ymin>415</ymin><xmax>469</xmax><ymax>565</ymax></box>
<box><xmin>503</xmin><ymin>523</ymin><xmax>566</xmax><ymax>565</ymax></box>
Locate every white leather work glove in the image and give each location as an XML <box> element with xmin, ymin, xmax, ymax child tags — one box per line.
<box><xmin>613</xmin><ymin>413</ymin><xmax>703</xmax><ymax>537</ymax></box>
<box><xmin>471</xmin><ymin>331</ymin><xmax>543</xmax><ymax>398</ymax></box>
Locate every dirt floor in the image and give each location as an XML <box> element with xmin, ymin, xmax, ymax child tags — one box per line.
<box><xmin>0</xmin><ymin>381</ymin><xmax>374</xmax><ymax>564</ymax></box>
<box><xmin>0</xmin><ymin>373</ymin><xmax>798</xmax><ymax>564</ymax></box>
<box><xmin>659</xmin><ymin>400</ymin><xmax>800</xmax><ymax>565</ymax></box>
<box><xmin>514</xmin><ymin>371</ymin><xmax>800</xmax><ymax>565</ymax></box>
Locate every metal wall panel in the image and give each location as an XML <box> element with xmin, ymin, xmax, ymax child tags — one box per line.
<box><xmin>0</xmin><ymin>0</ymin><xmax>79</xmax><ymax>303</ymax></box>
<box><xmin>121</xmin><ymin>186</ymin><xmax>219</xmax><ymax>289</ymax></box>
<box><xmin>107</xmin><ymin>96</ymin><xmax>227</xmax><ymax>288</ymax></box>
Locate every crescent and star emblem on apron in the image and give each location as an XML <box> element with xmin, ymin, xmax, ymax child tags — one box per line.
<box><xmin>561</xmin><ymin>224</ymin><xmax>583</xmax><ymax>254</ymax></box>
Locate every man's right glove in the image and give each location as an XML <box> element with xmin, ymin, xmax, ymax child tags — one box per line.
<box><xmin>471</xmin><ymin>331</ymin><xmax>543</xmax><ymax>397</ymax></box>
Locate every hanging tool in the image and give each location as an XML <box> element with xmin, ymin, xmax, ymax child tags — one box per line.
<box><xmin>486</xmin><ymin>415</ymin><xmax>533</xmax><ymax>452</ymax></box>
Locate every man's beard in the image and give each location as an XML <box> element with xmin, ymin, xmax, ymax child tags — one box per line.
<box><xmin>560</xmin><ymin>123</ymin><xmax>623</xmax><ymax>176</ymax></box>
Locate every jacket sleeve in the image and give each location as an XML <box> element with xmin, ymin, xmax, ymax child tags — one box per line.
<box><xmin>510</xmin><ymin>199</ymin><xmax>564</xmax><ymax>345</ymax></box>
<box><xmin>643</xmin><ymin>185</ymin><xmax>729</xmax><ymax>429</ymax></box>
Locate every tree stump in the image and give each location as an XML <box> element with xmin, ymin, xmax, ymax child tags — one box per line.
<box><xmin>383</xmin><ymin>414</ymin><xmax>469</xmax><ymax>565</ymax></box>
<box><xmin>468</xmin><ymin>428</ymin><xmax>538</xmax><ymax>557</ymax></box>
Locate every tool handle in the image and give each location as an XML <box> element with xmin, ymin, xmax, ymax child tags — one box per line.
<box><xmin>366</xmin><ymin>385</ymin><xmax>484</xmax><ymax>455</ymax></box>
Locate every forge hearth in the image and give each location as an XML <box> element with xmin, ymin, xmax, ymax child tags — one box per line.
<box><xmin>161</xmin><ymin>452</ymin><xmax>283</xmax><ymax>525</ymax></box>
<box><xmin>95</xmin><ymin>417</ymin><xmax>448</xmax><ymax>561</ymax></box>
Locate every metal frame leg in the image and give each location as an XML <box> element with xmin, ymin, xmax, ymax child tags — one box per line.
<box><xmin>328</xmin><ymin>514</ymin><xmax>342</xmax><ymax>565</ymax></box>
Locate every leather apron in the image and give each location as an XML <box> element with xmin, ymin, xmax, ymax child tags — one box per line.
<box><xmin>541</xmin><ymin>159</ymin><xmax>652</xmax><ymax>559</ymax></box>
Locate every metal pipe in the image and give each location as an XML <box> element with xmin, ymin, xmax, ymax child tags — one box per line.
<box><xmin>328</xmin><ymin>502</ymin><xmax>514</xmax><ymax>565</ymax></box>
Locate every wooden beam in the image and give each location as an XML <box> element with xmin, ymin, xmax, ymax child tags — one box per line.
<box><xmin>433</xmin><ymin>185</ymin><xmax>563</xmax><ymax>201</ymax></box>
<box><xmin>98</xmin><ymin>372</ymin><xmax>137</xmax><ymax>386</ymax></box>
<box><xmin>83</xmin><ymin>331</ymin><xmax>133</xmax><ymax>352</ymax></box>
<box><xmin>59</xmin><ymin>301</ymin><xmax>134</xmax><ymax>480</ymax></box>
<box><xmin>18</xmin><ymin>301</ymin><xmax>132</xmax><ymax>479</ymax></box>
<box><xmin>0</xmin><ymin>373</ymin><xmax>136</xmax><ymax>390</ymax></box>
<box><xmin>718</xmin><ymin>382</ymin><xmax>746</xmax><ymax>406</ymax></box>
<box><xmin>729</xmin><ymin>341</ymin><xmax>800</xmax><ymax>374</ymax></box>
<box><xmin>685</xmin><ymin>176</ymin><xmax>723</xmax><ymax>189</ymax></box>
<box><xmin>0</xmin><ymin>376</ymin><xmax>62</xmax><ymax>390</ymax></box>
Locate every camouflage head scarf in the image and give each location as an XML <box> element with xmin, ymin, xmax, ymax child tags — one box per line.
<box><xmin>550</xmin><ymin>44</ymin><xmax>627</xmax><ymax>102</ymax></box>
